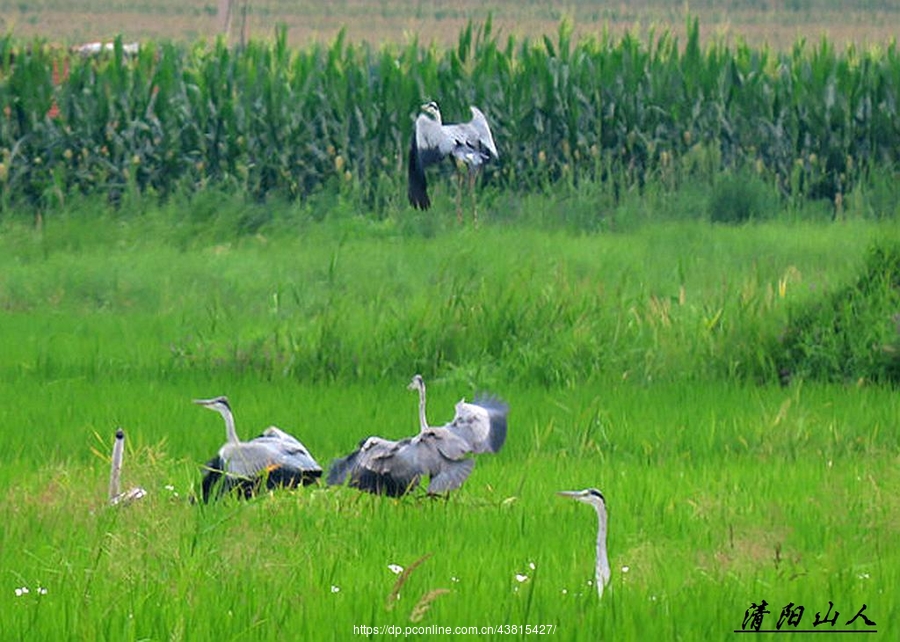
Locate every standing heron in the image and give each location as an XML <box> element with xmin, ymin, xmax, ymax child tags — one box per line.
<box><xmin>193</xmin><ymin>396</ymin><xmax>322</xmax><ymax>502</ymax></box>
<box><xmin>558</xmin><ymin>488</ymin><xmax>611</xmax><ymax>599</ymax></box>
<box><xmin>407</xmin><ymin>100</ymin><xmax>499</xmax><ymax>223</ymax></box>
<box><xmin>109</xmin><ymin>428</ymin><xmax>146</xmax><ymax>506</ymax></box>
<box><xmin>327</xmin><ymin>377</ymin><xmax>509</xmax><ymax>496</ymax></box>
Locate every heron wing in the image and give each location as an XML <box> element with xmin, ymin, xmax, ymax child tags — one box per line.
<box><xmin>415</xmin><ymin>115</ymin><xmax>454</xmax><ymax>164</ymax></box>
<box><xmin>329</xmin><ymin>436</ymin><xmax>422</xmax><ymax>496</ymax></box>
<box><xmin>253</xmin><ymin>426</ymin><xmax>323</xmax><ymax>473</ymax></box>
<box><xmin>447</xmin><ymin>396</ymin><xmax>509</xmax><ymax>454</ymax></box>
<box><xmin>407</xmin><ymin>130</ymin><xmax>431</xmax><ymax>209</ymax></box>
<box><xmin>467</xmin><ymin>106</ymin><xmax>499</xmax><ymax>159</ymax></box>
<box><xmin>426</xmin><ymin>457</ymin><xmax>475</xmax><ymax>494</ymax></box>
<box><xmin>220</xmin><ymin>440</ymin><xmax>320</xmax><ymax>483</ymax></box>
<box><xmin>416</xmin><ymin>427</ymin><xmax>472</xmax><ymax>462</ymax></box>
<box><xmin>408</xmin><ymin>115</ymin><xmax>451</xmax><ymax>210</ymax></box>
<box><xmin>200</xmin><ymin>455</ymin><xmax>226</xmax><ymax>502</ymax></box>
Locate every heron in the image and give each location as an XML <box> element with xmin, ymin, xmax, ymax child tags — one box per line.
<box><xmin>558</xmin><ymin>488</ymin><xmax>611</xmax><ymax>599</ymax></box>
<box><xmin>407</xmin><ymin>100</ymin><xmax>499</xmax><ymax>223</ymax></box>
<box><xmin>327</xmin><ymin>378</ymin><xmax>509</xmax><ymax>496</ymax></box>
<box><xmin>407</xmin><ymin>373</ymin><xmax>508</xmax><ymax>453</ymax></box>
<box><xmin>193</xmin><ymin>396</ymin><xmax>322</xmax><ymax>502</ymax></box>
<box><xmin>407</xmin><ymin>374</ymin><xmax>430</xmax><ymax>432</ymax></box>
<box><xmin>109</xmin><ymin>428</ymin><xmax>147</xmax><ymax>506</ymax></box>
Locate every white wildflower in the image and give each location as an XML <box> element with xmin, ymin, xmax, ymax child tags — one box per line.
<box><xmin>387</xmin><ymin>564</ymin><xmax>404</xmax><ymax>575</ymax></box>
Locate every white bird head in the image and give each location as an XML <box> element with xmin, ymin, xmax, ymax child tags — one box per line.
<box><xmin>558</xmin><ymin>488</ymin><xmax>606</xmax><ymax>509</ymax></box>
<box><xmin>193</xmin><ymin>396</ymin><xmax>231</xmax><ymax>414</ymax></box>
<box><xmin>407</xmin><ymin>374</ymin><xmax>425</xmax><ymax>392</ymax></box>
<box><xmin>419</xmin><ymin>100</ymin><xmax>442</xmax><ymax>123</ymax></box>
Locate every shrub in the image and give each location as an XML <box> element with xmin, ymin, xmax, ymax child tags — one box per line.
<box><xmin>777</xmin><ymin>241</ymin><xmax>900</xmax><ymax>383</ymax></box>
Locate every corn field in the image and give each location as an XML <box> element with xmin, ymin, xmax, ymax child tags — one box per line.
<box><xmin>0</xmin><ymin>18</ymin><xmax>897</xmax><ymax>214</ymax></box>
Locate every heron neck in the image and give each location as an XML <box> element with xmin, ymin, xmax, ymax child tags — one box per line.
<box><xmin>220</xmin><ymin>408</ymin><xmax>241</xmax><ymax>445</ymax></box>
<box><xmin>417</xmin><ymin>385</ymin><xmax>428</xmax><ymax>432</ymax></box>
<box><xmin>109</xmin><ymin>438</ymin><xmax>124</xmax><ymax>500</ymax></box>
<box><xmin>595</xmin><ymin>506</ymin><xmax>611</xmax><ymax>598</ymax></box>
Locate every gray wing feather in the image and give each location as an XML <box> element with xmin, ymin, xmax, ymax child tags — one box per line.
<box><xmin>426</xmin><ymin>458</ymin><xmax>475</xmax><ymax>494</ymax></box>
<box><xmin>327</xmin><ymin>436</ymin><xmax>421</xmax><ymax>496</ymax></box>
<box><xmin>408</xmin><ymin>115</ymin><xmax>450</xmax><ymax>209</ymax></box>
<box><xmin>416</xmin><ymin>116</ymin><xmax>455</xmax><ymax>164</ymax></box>
<box><xmin>467</xmin><ymin>107</ymin><xmax>499</xmax><ymax>159</ymax></box>
<box><xmin>416</xmin><ymin>427</ymin><xmax>471</xmax><ymax>462</ymax></box>
<box><xmin>327</xmin><ymin>429</ymin><xmax>473</xmax><ymax>496</ymax></box>
<box><xmin>447</xmin><ymin>396</ymin><xmax>509</xmax><ymax>454</ymax></box>
<box><xmin>221</xmin><ymin>438</ymin><xmax>321</xmax><ymax>479</ymax></box>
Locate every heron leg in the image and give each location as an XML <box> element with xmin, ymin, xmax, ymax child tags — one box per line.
<box><xmin>455</xmin><ymin>171</ymin><xmax>463</xmax><ymax>224</ymax></box>
<box><xmin>469</xmin><ymin>169</ymin><xmax>478</xmax><ymax>227</ymax></box>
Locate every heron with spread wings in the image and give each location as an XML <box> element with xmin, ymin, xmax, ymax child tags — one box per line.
<box><xmin>407</xmin><ymin>101</ymin><xmax>499</xmax><ymax>223</ymax></box>
<box><xmin>327</xmin><ymin>375</ymin><xmax>508</xmax><ymax>496</ymax></box>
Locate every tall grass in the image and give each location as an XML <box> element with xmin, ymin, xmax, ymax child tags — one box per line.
<box><xmin>2</xmin><ymin>194</ymin><xmax>895</xmax><ymax>389</ymax></box>
<box><xmin>0</xmin><ymin>19</ymin><xmax>898</xmax><ymax>216</ymax></box>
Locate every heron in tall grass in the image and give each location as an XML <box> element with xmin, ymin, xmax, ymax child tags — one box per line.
<box><xmin>407</xmin><ymin>373</ymin><xmax>508</xmax><ymax>453</ymax></box>
<box><xmin>558</xmin><ymin>488</ymin><xmax>611</xmax><ymax>599</ymax></box>
<box><xmin>193</xmin><ymin>396</ymin><xmax>322</xmax><ymax>502</ymax></box>
<box><xmin>109</xmin><ymin>428</ymin><xmax>146</xmax><ymax>506</ymax></box>
<box><xmin>327</xmin><ymin>376</ymin><xmax>508</xmax><ymax>496</ymax></box>
<box><xmin>407</xmin><ymin>100</ymin><xmax>498</xmax><ymax>223</ymax></box>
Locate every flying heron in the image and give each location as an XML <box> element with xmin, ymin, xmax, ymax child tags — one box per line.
<box><xmin>407</xmin><ymin>100</ymin><xmax>499</xmax><ymax>223</ymax></box>
<box><xmin>558</xmin><ymin>488</ymin><xmax>611</xmax><ymax>599</ymax></box>
<box><xmin>109</xmin><ymin>428</ymin><xmax>147</xmax><ymax>506</ymax></box>
<box><xmin>327</xmin><ymin>376</ymin><xmax>509</xmax><ymax>496</ymax></box>
<box><xmin>193</xmin><ymin>396</ymin><xmax>322</xmax><ymax>502</ymax></box>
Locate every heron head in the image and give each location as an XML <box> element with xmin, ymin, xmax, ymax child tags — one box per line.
<box><xmin>558</xmin><ymin>488</ymin><xmax>606</xmax><ymax>508</ymax></box>
<box><xmin>407</xmin><ymin>374</ymin><xmax>425</xmax><ymax>392</ymax></box>
<box><xmin>419</xmin><ymin>101</ymin><xmax>441</xmax><ymax>122</ymax></box>
<box><xmin>193</xmin><ymin>396</ymin><xmax>232</xmax><ymax>414</ymax></box>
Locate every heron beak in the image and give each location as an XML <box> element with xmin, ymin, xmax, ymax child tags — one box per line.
<box><xmin>557</xmin><ymin>490</ymin><xmax>581</xmax><ymax>498</ymax></box>
<box><xmin>192</xmin><ymin>398</ymin><xmax>214</xmax><ymax>406</ymax></box>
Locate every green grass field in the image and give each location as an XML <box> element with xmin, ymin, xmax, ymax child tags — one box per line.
<box><xmin>1</xmin><ymin>197</ymin><xmax>898</xmax><ymax>639</ymax></box>
<box><xmin>1</xmin><ymin>2</ymin><xmax>898</xmax><ymax>637</ymax></box>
